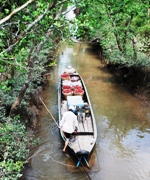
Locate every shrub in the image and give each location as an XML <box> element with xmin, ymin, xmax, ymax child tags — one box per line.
<box><xmin>0</xmin><ymin>114</ymin><xmax>29</xmax><ymax>180</ymax></box>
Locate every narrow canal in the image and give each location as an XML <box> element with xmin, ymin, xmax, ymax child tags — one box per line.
<box><xmin>22</xmin><ymin>42</ymin><xmax>150</xmax><ymax>180</ymax></box>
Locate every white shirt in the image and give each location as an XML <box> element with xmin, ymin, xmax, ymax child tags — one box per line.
<box><xmin>59</xmin><ymin>111</ymin><xmax>78</xmax><ymax>133</ymax></box>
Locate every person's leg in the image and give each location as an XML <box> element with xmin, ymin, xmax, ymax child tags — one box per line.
<box><xmin>62</xmin><ymin>132</ymin><xmax>71</xmax><ymax>152</ymax></box>
<box><xmin>63</xmin><ymin>138</ymin><xmax>69</xmax><ymax>152</ymax></box>
<box><xmin>82</xmin><ymin>112</ymin><xmax>85</xmax><ymax>121</ymax></box>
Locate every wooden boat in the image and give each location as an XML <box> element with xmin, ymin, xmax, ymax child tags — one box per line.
<box><xmin>58</xmin><ymin>68</ymin><xmax>97</xmax><ymax>167</ymax></box>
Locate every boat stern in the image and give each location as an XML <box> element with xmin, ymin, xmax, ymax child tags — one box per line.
<box><xmin>75</xmin><ymin>150</ymin><xmax>90</xmax><ymax>168</ymax></box>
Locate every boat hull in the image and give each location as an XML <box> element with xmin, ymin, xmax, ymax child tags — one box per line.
<box><xmin>58</xmin><ymin>71</ymin><xmax>97</xmax><ymax>167</ymax></box>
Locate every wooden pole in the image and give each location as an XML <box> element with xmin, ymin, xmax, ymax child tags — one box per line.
<box><xmin>39</xmin><ymin>97</ymin><xmax>59</xmax><ymax>127</ymax></box>
<box><xmin>39</xmin><ymin>97</ymin><xmax>92</xmax><ymax>180</ymax></box>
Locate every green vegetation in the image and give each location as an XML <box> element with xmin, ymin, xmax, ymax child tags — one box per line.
<box><xmin>74</xmin><ymin>0</ymin><xmax>150</xmax><ymax>67</ymax></box>
<box><xmin>0</xmin><ymin>0</ymin><xmax>73</xmax><ymax>179</ymax></box>
<box><xmin>0</xmin><ymin>114</ymin><xmax>28</xmax><ymax>179</ymax></box>
<box><xmin>0</xmin><ymin>0</ymin><xmax>150</xmax><ymax>179</ymax></box>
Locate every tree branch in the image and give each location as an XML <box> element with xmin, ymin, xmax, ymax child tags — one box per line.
<box><xmin>9</xmin><ymin>2</ymin><xmax>63</xmax><ymax>117</ymax></box>
<box><xmin>0</xmin><ymin>0</ymin><xmax>35</xmax><ymax>25</ymax></box>
<box><xmin>0</xmin><ymin>1</ymin><xmax>57</xmax><ymax>56</ymax></box>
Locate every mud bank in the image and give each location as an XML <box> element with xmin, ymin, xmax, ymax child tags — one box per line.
<box><xmin>90</xmin><ymin>41</ymin><xmax>150</xmax><ymax>106</ymax></box>
<box><xmin>105</xmin><ymin>64</ymin><xmax>150</xmax><ymax>106</ymax></box>
<box><xmin>25</xmin><ymin>41</ymin><xmax>150</xmax><ymax>132</ymax></box>
<box><xmin>30</xmin><ymin>54</ymin><xmax>150</xmax><ymax>134</ymax></box>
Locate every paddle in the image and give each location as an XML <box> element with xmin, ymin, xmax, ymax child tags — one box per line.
<box><xmin>39</xmin><ymin>97</ymin><xmax>92</xmax><ymax>180</ymax></box>
<box><xmin>39</xmin><ymin>97</ymin><xmax>59</xmax><ymax>127</ymax></box>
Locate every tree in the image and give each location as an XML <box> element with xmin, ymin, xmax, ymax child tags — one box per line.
<box><xmin>74</xmin><ymin>0</ymin><xmax>150</xmax><ymax>67</ymax></box>
<box><xmin>0</xmin><ymin>0</ymin><xmax>72</xmax><ymax>113</ymax></box>
<box><xmin>0</xmin><ymin>0</ymin><xmax>74</xmax><ymax>179</ymax></box>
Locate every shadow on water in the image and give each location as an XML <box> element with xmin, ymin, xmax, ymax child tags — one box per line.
<box><xmin>22</xmin><ymin>42</ymin><xmax>150</xmax><ymax>180</ymax></box>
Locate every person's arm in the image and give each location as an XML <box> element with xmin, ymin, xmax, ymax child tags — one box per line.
<box><xmin>74</xmin><ymin>116</ymin><xmax>78</xmax><ymax>132</ymax></box>
<box><xmin>59</xmin><ymin>113</ymin><xmax>66</xmax><ymax>128</ymax></box>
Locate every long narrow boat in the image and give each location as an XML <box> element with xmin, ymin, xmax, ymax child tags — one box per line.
<box><xmin>58</xmin><ymin>67</ymin><xmax>97</xmax><ymax>167</ymax></box>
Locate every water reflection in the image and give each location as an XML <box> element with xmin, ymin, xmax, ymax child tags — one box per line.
<box><xmin>22</xmin><ymin>43</ymin><xmax>150</xmax><ymax>180</ymax></box>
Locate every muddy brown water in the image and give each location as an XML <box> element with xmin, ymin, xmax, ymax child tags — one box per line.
<box><xmin>22</xmin><ymin>43</ymin><xmax>150</xmax><ymax>180</ymax></box>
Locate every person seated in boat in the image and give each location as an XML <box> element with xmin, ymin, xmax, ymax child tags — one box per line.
<box><xmin>59</xmin><ymin>105</ymin><xmax>78</xmax><ymax>152</ymax></box>
<box><xmin>64</xmin><ymin>65</ymin><xmax>76</xmax><ymax>74</ymax></box>
<box><xmin>84</xmin><ymin>102</ymin><xmax>90</xmax><ymax>117</ymax></box>
<box><xmin>76</xmin><ymin>103</ymin><xmax>90</xmax><ymax>121</ymax></box>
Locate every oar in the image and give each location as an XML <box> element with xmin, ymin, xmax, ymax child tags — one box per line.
<box><xmin>39</xmin><ymin>97</ymin><xmax>69</xmax><ymax>143</ymax></box>
<box><xmin>39</xmin><ymin>97</ymin><xmax>92</xmax><ymax>180</ymax></box>
<box><xmin>39</xmin><ymin>97</ymin><xmax>59</xmax><ymax>127</ymax></box>
<box><xmin>39</xmin><ymin>97</ymin><xmax>67</xmax><ymax>137</ymax></box>
<box><xmin>65</xmin><ymin>151</ymin><xmax>92</xmax><ymax>180</ymax></box>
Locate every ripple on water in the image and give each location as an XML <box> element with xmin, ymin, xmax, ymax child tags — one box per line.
<box><xmin>23</xmin><ymin>43</ymin><xmax>150</xmax><ymax>180</ymax></box>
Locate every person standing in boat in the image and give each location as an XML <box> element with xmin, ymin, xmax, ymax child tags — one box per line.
<box><xmin>59</xmin><ymin>106</ymin><xmax>78</xmax><ymax>152</ymax></box>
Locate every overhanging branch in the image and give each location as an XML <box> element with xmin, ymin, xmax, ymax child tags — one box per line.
<box><xmin>0</xmin><ymin>1</ymin><xmax>57</xmax><ymax>56</ymax></box>
<box><xmin>9</xmin><ymin>3</ymin><xmax>63</xmax><ymax>117</ymax></box>
<box><xmin>0</xmin><ymin>0</ymin><xmax>35</xmax><ymax>25</ymax></box>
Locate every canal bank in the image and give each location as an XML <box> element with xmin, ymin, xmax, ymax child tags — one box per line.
<box><xmin>21</xmin><ymin>42</ymin><xmax>150</xmax><ymax>180</ymax></box>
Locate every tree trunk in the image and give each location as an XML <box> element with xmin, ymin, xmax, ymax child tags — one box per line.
<box><xmin>114</xmin><ymin>32</ymin><xmax>123</xmax><ymax>52</ymax></box>
<box><xmin>10</xmin><ymin>57</ymin><xmax>34</xmax><ymax>117</ymax></box>
<box><xmin>131</xmin><ymin>38</ymin><xmax>137</xmax><ymax>61</ymax></box>
<box><xmin>9</xmin><ymin>3</ymin><xmax>62</xmax><ymax>117</ymax></box>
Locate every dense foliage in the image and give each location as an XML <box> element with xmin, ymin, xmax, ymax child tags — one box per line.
<box><xmin>74</xmin><ymin>0</ymin><xmax>150</xmax><ymax>67</ymax></box>
<box><xmin>0</xmin><ymin>0</ymin><xmax>73</xmax><ymax>179</ymax></box>
<box><xmin>0</xmin><ymin>0</ymin><xmax>150</xmax><ymax>179</ymax></box>
<box><xmin>0</xmin><ymin>113</ymin><xmax>29</xmax><ymax>179</ymax></box>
